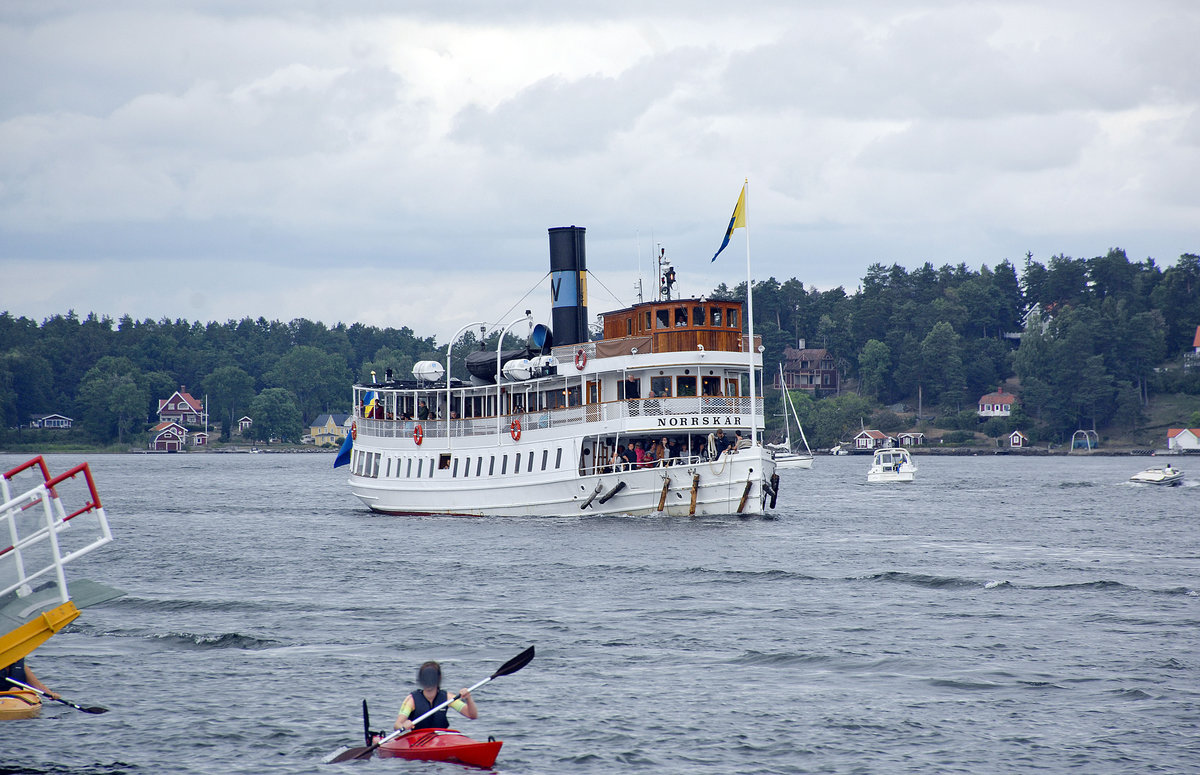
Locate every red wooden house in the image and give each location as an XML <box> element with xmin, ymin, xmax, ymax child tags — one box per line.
<box><xmin>157</xmin><ymin>387</ymin><xmax>206</xmax><ymax>426</ymax></box>
<box><xmin>149</xmin><ymin>421</ymin><xmax>188</xmax><ymax>452</ymax></box>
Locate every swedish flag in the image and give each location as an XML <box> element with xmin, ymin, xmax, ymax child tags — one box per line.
<box><xmin>711</xmin><ymin>183</ymin><xmax>747</xmax><ymax>262</ymax></box>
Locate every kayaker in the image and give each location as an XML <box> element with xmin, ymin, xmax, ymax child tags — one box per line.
<box><xmin>394</xmin><ymin>661</ymin><xmax>478</xmax><ymax>731</ymax></box>
<box><xmin>1</xmin><ymin>657</ymin><xmax>58</xmax><ymax>699</ymax></box>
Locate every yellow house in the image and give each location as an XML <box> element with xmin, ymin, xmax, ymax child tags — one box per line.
<box><xmin>310</xmin><ymin>413</ymin><xmax>351</xmax><ymax>446</ymax></box>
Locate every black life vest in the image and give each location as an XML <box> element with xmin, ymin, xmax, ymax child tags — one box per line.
<box><xmin>409</xmin><ymin>689</ymin><xmax>450</xmax><ymax>729</ymax></box>
<box><xmin>1</xmin><ymin>659</ymin><xmax>29</xmax><ymax>690</ymax></box>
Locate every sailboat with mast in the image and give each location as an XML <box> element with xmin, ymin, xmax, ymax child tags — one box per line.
<box><xmin>767</xmin><ymin>364</ymin><xmax>814</xmax><ymax>470</ymax></box>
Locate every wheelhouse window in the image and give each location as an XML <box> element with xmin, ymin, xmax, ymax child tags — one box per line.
<box><xmin>692</xmin><ymin>305</ymin><xmax>705</xmax><ymax>326</ymax></box>
<box><xmin>710</xmin><ymin>307</ymin><xmax>723</xmax><ymax>327</ymax></box>
<box><xmin>674</xmin><ymin>307</ymin><xmax>688</xmax><ymax>327</ymax></box>
<box><xmin>727</xmin><ymin>308</ymin><xmax>739</xmax><ymax>328</ymax></box>
<box><xmin>655</xmin><ymin>308</ymin><xmax>670</xmax><ymax>329</ymax></box>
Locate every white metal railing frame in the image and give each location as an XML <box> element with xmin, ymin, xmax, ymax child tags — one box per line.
<box><xmin>1</xmin><ymin>457</ymin><xmax>112</xmax><ymax>604</ymax></box>
<box><xmin>356</xmin><ymin>396</ymin><xmax>765</xmax><ymax>444</ymax></box>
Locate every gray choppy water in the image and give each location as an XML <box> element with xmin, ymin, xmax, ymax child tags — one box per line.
<box><xmin>2</xmin><ymin>452</ymin><xmax>1197</xmax><ymax>774</ymax></box>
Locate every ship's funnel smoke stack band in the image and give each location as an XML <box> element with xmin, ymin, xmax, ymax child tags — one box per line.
<box><xmin>548</xmin><ymin>226</ymin><xmax>589</xmax><ymax>347</ymax></box>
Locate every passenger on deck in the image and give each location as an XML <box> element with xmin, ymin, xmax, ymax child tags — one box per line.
<box><xmin>714</xmin><ymin>428</ymin><xmax>731</xmax><ymax>456</ymax></box>
<box><xmin>612</xmin><ymin>445</ymin><xmax>627</xmax><ymax>471</ymax></box>
<box><xmin>417</xmin><ymin>400</ymin><xmax>430</xmax><ymax>421</ymax></box>
<box><xmin>394</xmin><ymin>661</ymin><xmax>477</xmax><ymax>731</ymax></box>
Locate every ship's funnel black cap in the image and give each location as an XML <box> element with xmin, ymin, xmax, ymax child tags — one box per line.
<box><xmin>548</xmin><ymin>226</ymin><xmax>589</xmax><ymax>347</ymax></box>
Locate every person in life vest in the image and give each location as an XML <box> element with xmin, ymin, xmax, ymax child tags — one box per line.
<box><xmin>393</xmin><ymin>661</ymin><xmax>478</xmax><ymax>731</ymax></box>
<box><xmin>1</xmin><ymin>658</ymin><xmax>57</xmax><ymax>698</ymax></box>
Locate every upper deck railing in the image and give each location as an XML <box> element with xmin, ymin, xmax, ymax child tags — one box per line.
<box><xmin>356</xmin><ymin>395</ymin><xmax>764</xmax><ymax>441</ymax></box>
<box><xmin>553</xmin><ymin>334</ymin><xmax>762</xmax><ymax>362</ymax></box>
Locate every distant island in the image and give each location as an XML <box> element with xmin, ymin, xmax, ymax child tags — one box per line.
<box><xmin>3</xmin><ymin>249</ymin><xmax>1198</xmax><ymax>454</ymax></box>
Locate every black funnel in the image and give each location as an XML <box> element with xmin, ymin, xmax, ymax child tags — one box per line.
<box><xmin>548</xmin><ymin>226</ymin><xmax>589</xmax><ymax>347</ymax></box>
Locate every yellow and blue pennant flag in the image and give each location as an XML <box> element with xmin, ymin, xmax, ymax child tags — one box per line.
<box><xmin>711</xmin><ymin>183</ymin><xmax>747</xmax><ymax>262</ymax></box>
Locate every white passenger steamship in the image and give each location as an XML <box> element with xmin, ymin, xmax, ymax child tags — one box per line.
<box><xmin>343</xmin><ymin>226</ymin><xmax>780</xmax><ymax>516</ymax></box>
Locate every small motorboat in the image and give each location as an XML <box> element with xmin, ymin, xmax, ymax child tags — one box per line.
<box><xmin>375</xmin><ymin>728</ymin><xmax>503</xmax><ymax>769</ymax></box>
<box><xmin>0</xmin><ymin>689</ymin><xmax>41</xmax><ymax>720</ymax></box>
<box><xmin>1129</xmin><ymin>465</ymin><xmax>1184</xmax><ymax>486</ymax></box>
<box><xmin>867</xmin><ymin>447</ymin><xmax>917</xmax><ymax>483</ymax></box>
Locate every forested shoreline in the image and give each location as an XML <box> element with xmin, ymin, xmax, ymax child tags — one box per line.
<box><xmin>2</xmin><ymin>249</ymin><xmax>1198</xmax><ymax>450</ymax></box>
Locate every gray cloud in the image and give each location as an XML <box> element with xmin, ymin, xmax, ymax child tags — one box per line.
<box><xmin>1</xmin><ymin>1</ymin><xmax>1197</xmax><ymax>338</ymax></box>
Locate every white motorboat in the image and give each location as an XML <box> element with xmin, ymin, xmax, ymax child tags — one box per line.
<box><xmin>341</xmin><ymin>227</ymin><xmax>779</xmax><ymax>516</ymax></box>
<box><xmin>1129</xmin><ymin>465</ymin><xmax>1184</xmax><ymax>486</ymax></box>
<box><xmin>867</xmin><ymin>447</ymin><xmax>917</xmax><ymax>483</ymax></box>
<box><xmin>767</xmin><ymin>365</ymin><xmax>814</xmax><ymax>470</ymax></box>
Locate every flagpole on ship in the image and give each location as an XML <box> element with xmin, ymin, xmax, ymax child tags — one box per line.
<box><xmin>742</xmin><ymin>178</ymin><xmax>758</xmax><ymax>447</ymax></box>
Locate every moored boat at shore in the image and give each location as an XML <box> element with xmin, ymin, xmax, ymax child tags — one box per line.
<box><xmin>342</xmin><ymin>226</ymin><xmax>779</xmax><ymax>516</ymax></box>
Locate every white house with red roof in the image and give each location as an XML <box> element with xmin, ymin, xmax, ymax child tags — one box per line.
<box><xmin>157</xmin><ymin>387</ymin><xmax>206</xmax><ymax>426</ymax></box>
<box><xmin>853</xmin><ymin>429</ymin><xmax>891</xmax><ymax>450</ymax></box>
<box><xmin>978</xmin><ymin>387</ymin><xmax>1016</xmax><ymax>417</ymax></box>
<box><xmin>1167</xmin><ymin>428</ymin><xmax>1200</xmax><ymax>451</ymax></box>
<box><xmin>149</xmin><ymin>421</ymin><xmax>188</xmax><ymax>452</ymax></box>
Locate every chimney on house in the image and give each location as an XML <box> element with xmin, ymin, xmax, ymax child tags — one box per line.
<box><xmin>798</xmin><ymin>338</ymin><xmax>806</xmax><ymax>350</ymax></box>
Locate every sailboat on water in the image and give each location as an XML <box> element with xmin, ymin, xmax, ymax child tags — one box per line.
<box><xmin>767</xmin><ymin>365</ymin><xmax>814</xmax><ymax>470</ymax></box>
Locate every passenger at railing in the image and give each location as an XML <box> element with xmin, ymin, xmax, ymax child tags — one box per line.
<box><xmin>418</xmin><ymin>400</ymin><xmax>430</xmax><ymax>421</ymax></box>
<box><xmin>713</xmin><ymin>428</ymin><xmax>731</xmax><ymax>457</ymax></box>
<box><xmin>645</xmin><ymin>389</ymin><xmax>662</xmax><ymax>415</ymax></box>
<box><xmin>1</xmin><ymin>657</ymin><xmax>57</xmax><ymax>699</ymax></box>
<box><xmin>623</xmin><ymin>375</ymin><xmax>640</xmax><ymax>415</ymax></box>
<box><xmin>652</xmin><ymin>438</ymin><xmax>668</xmax><ymax>465</ymax></box>
<box><xmin>610</xmin><ymin>445</ymin><xmax>627</xmax><ymax>472</ymax></box>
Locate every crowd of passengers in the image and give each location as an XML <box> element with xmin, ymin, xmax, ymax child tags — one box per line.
<box><xmin>607</xmin><ymin>428</ymin><xmax>745</xmax><ymax>471</ymax></box>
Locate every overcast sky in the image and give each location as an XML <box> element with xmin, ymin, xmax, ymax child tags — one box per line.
<box><xmin>2</xmin><ymin>1</ymin><xmax>1197</xmax><ymax>342</ymax></box>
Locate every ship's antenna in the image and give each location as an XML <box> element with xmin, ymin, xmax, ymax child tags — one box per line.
<box><xmin>635</xmin><ymin>229</ymin><xmax>644</xmax><ymax>303</ymax></box>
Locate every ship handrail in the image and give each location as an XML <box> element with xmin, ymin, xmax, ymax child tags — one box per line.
<box><xmin>354</xmin><ymin>396</ymin><xmax>765</xmax><ymax>440</ymax></box>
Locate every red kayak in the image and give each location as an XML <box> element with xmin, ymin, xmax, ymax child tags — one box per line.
<box><xmin>375</xmin><ymin>728</ymin><xmax>502</xmax><ymax>769</ymax></box>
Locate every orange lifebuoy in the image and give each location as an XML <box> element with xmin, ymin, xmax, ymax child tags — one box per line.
<box><xmin>350</xmin><ymin>422</ymin><xmax>357</xmax><ymax>441</ymax></box>
<box><xmin>413</xmin><ymin>424</ymin><xmax>424</xmax><ymax>445</ymax></box>
<box><xmin>510</xmin><ymin>419</ymin><xmax>521</xmax><ymax>441</ymax></box>
<box><xmin>575</xmin><ymin>348</ymin><xmax>587</xmax><ymax>370</ymax></box>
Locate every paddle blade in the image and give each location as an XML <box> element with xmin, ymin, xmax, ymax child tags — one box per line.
<box><xmin>325</xmin><ymin>745</ymin><xmax>374</xmax><ymax>763</ymax></box>
<box><xmin>80</xmin><ymin>705</ymin><xmax>109</xmax><ymax>714</ymax></box>
<box><xmin>491</xmin><ymin>645</ymin><xmax>535</xmax><ymax>679</ymax></box>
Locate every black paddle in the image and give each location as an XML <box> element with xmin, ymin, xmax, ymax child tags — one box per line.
<box><xmin>5</xmin><ymin>678</ymin><xmax>109</xmax><ymax>714</ymax></box>
<box><xmin>326</xmin><ymin>645</ymin><xmax>535</xmax><ymax>764</ymax></box>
